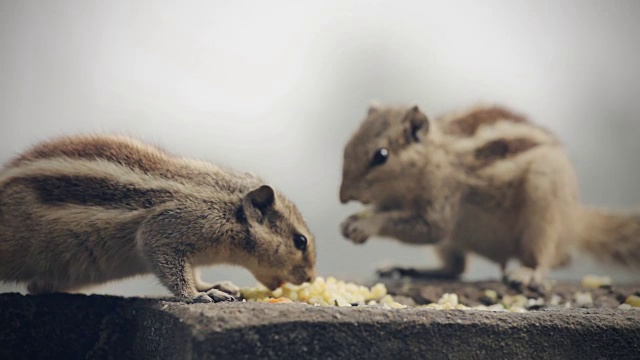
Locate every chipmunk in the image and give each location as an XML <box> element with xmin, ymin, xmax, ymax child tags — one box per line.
<box><xmin>0</xmin><ymin>135</ymin><xmax>315</xmax><ymax>303</ymax></box>
<box><xmin>339</xmin><ymin>104</ymin><xmax>640</xmax><ymax>288</ymax></box>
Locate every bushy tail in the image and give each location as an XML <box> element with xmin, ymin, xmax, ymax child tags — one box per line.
<box><xmin>578</xmin><ymin>207</ymin><xmax>640</xmax><ymax>268</ymax></box>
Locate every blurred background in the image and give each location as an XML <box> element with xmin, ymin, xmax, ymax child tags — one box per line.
<box><xmin>1</xmin><ymin>0</ymin><xmax>639</xmax><ymax>296</ymax></box>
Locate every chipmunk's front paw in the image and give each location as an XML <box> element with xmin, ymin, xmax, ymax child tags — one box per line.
<box><xmin>206</xmin><ymin>289</ymin><xmax>237</xmax><ymax>302</ymax></box>
<box><xmin>179</xmin><ymin>289</ymin><xmax>238</xmax><ymax>303</ymax></box>
<box><xmin>376</xmin><ymin>265</ymin><xmax>406</xmax><ymax>279</ymax></box>
<box><xmin>340</xmin><ymin>214</ymin><xmax>372</xmax><ymax>244</ymax></box>
<box><xmin>504</xmin><ymin>267</ymin><xmax>545</xmax><ymax>295</ymax></box>
<box><xmin>191</xmin><ymin>293</ymin><xmax>214</xmax><ymax>303</ymax></box>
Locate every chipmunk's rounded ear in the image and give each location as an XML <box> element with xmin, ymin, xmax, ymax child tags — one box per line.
<box><xmin>403</xmin><ymin>105</ymin><xmax>429</xmax><ymax>142</ymax></box>
<box><xmin>243</xmin><ymin>185</ymin><xmax>275</xmax><ymax>221</ymax></box>
<box><xmin>367</xmin><ymin>101</ymin><xmax>382</xmax><ymax>116</ymax></box>
<box><xmin>367</xmin><ymin>105</ymin><xmax>380</xmax><ymax>115</ymax></box>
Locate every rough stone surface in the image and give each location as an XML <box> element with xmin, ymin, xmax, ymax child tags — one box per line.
<box><xmin>2</xmin><ymin>289</ymin><xmax>640</xmax><ymax>359</ymax></box>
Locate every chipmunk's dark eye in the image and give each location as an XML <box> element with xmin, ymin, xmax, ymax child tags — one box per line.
<box><xmin>293</xmin><ymin>234</ymin><xmax>307</xmax><ymax>251</ymax></box>
<box><xmin>370</xmin><ymin>148</ymin><xmax>388</xmax><ymax>167</ymax></box>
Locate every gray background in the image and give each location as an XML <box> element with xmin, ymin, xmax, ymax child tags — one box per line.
<box><xmin>1</xmin><ymin>0</ymin><xmax>639</xmax><ymax>296</ymax></box>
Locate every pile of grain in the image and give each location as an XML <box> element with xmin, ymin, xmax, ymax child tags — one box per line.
<box><xmin>240</xmin><ymin>275</ymin><xmax>640</xmax><ymax>312</ymax></box>
<box><xmin>241</xmin><ymin>276</ymin><xmax>407</xmax><ymax>308</ymax></box>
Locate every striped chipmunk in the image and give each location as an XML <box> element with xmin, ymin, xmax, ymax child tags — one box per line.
<box><xmin>339</xmin><ymin>104</ymin><xmax>640</xmax><ymax>289</ymax></box>
<box><xmin>0</xmin><ymin>135</ymin><xmax>316</xmax><ymax>303</ymax></box>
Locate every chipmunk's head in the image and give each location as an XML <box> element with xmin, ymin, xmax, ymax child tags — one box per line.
<box><xmin>238</xmin><ymin>185</ymin><xmax>316</xmax><ymax>290</ymax></box>
<box><xmin>340</xmin><ymin>105</ymin><xmax>431</xmax><ymax>206</ymax></box>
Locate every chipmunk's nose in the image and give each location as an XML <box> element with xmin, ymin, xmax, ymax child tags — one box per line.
<box><xmin>339</xmin><ymin>184</ymin><xmax>352</xmax><ymax>204</ymax></box>
<box><xmin>306</xmin><ymin>269</ymin><xmax>316</xmax><ymax>283</ymax></box>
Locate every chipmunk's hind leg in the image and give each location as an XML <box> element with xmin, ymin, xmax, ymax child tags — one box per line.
<box><xmin>504</xmin><ymin>153</ymin><xmax>576</xmax><ymax>295</ymax></box>
<box><xmin>377</xmin><ymin>243</ymin><xmax>466</xmax><ymax>280</ymax></box>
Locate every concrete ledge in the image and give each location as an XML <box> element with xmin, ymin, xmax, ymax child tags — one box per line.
<box><xmin>1</xmin><ymin>292</ymin><xmax>639</xmax><ymax>359</ymax></box>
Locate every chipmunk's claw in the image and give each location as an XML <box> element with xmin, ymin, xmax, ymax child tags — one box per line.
<box><xmin>504</xmin><ymin>267</ymin><xmax>547</xmax><ymax>295</ymax></box>
<box><xmin>206</xmin><ymin>289</ymin><xmax>237</xmax><ymax>302</ymax></box>
<box><xmin>340</xmin><ymin>214</ymin><xmax>371</xmax><ymax>244</ymax></box>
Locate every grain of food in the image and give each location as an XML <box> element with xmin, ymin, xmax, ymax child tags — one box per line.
<box><xmin>267</xmin><ymin>298</ymin><xmax>293</xmax><ymax>304</ymax></box>
<box><xmin>501</xmin><ymin>294</ymin><xmax>528</xmax><ymax>308</ymax></box>
<box><xmin>574</xmin><ymin>292</ymin><xmax>593</xmax><ymax>307</ymax></box>
<box><xmin>527</xmin><ymin>298</ymin><xmax>545</xmax><ymax>308</ymax></box>
<box><xmin>486</xmin><ymin>304</ymin><xmax>508</xmax><ymax>312</ymax></box>
<box><xmin>625</xmin><ymin>295</ymin><xmax>640</xmax><ymax>307</ymax></box>
<box><xmin>483</xmin><ymin>289</ymin><xmax>498</xmax><ymax>304</ymax></box>
<box><xmin>564</xmin><ymin>301</ymin><xmax>572</xmax><ymax>308</ymax></box>
<box><xmin>509</xmin><ymin>306</ymin><xmax>527</xmax><ymax>313</ymax></box>
<box><xmin>438</xmin><ymin>293</ymin><xmax>459</xmax><ymax>306</ymax></box>
<box><xmin>581</xmin><ymin>275</ymin><xmax>612</xmax><ymax>289</ymax></box>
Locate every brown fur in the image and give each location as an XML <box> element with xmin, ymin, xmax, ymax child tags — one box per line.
<box><xmin>10</xmin><ymin>135</ymin><xmax>169</xmax><ymax>173</ymax></box>
<box><xmin>340</xmin><ymin>104</ymin><xmax>639</xmax><ymax>286</ymax></box>
<box><xmin>10</xmin><ymin>134</ymin><xmax>252</xmax><ymax>189</ymax></box>
<box><xmin>0</xmin><ymin>135</ymin><xmax>316</xmax><ymax>302</ymax></box>
<box><xmin>443</xmin><ymin>106</ymin><xmax>527</xmax><ymax>137</ymax></box>
<box><xmin>474</xmin><ymin>138</ymin><xmax>541</xmax><ymax>168</ymax></box>
<box><xmin>579</xmin><ymin>208</ymin><xmax>640</xmax><ymax>268</ymax></box>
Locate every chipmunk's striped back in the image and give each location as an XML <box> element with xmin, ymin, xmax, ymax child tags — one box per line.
<box><xmin>7</xmin><ymin>134</ymin><xmax>261</xmax><ymax>194</ymax></box>
<box><xmin>438</xmin><ymin>105</ymin><xmax>560</xmax><ymax>172</ymax></box>
<box><xmin>1</xmin><ymin>135</ymin><xmax>270</xmax><ymax>213</ymax></box>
